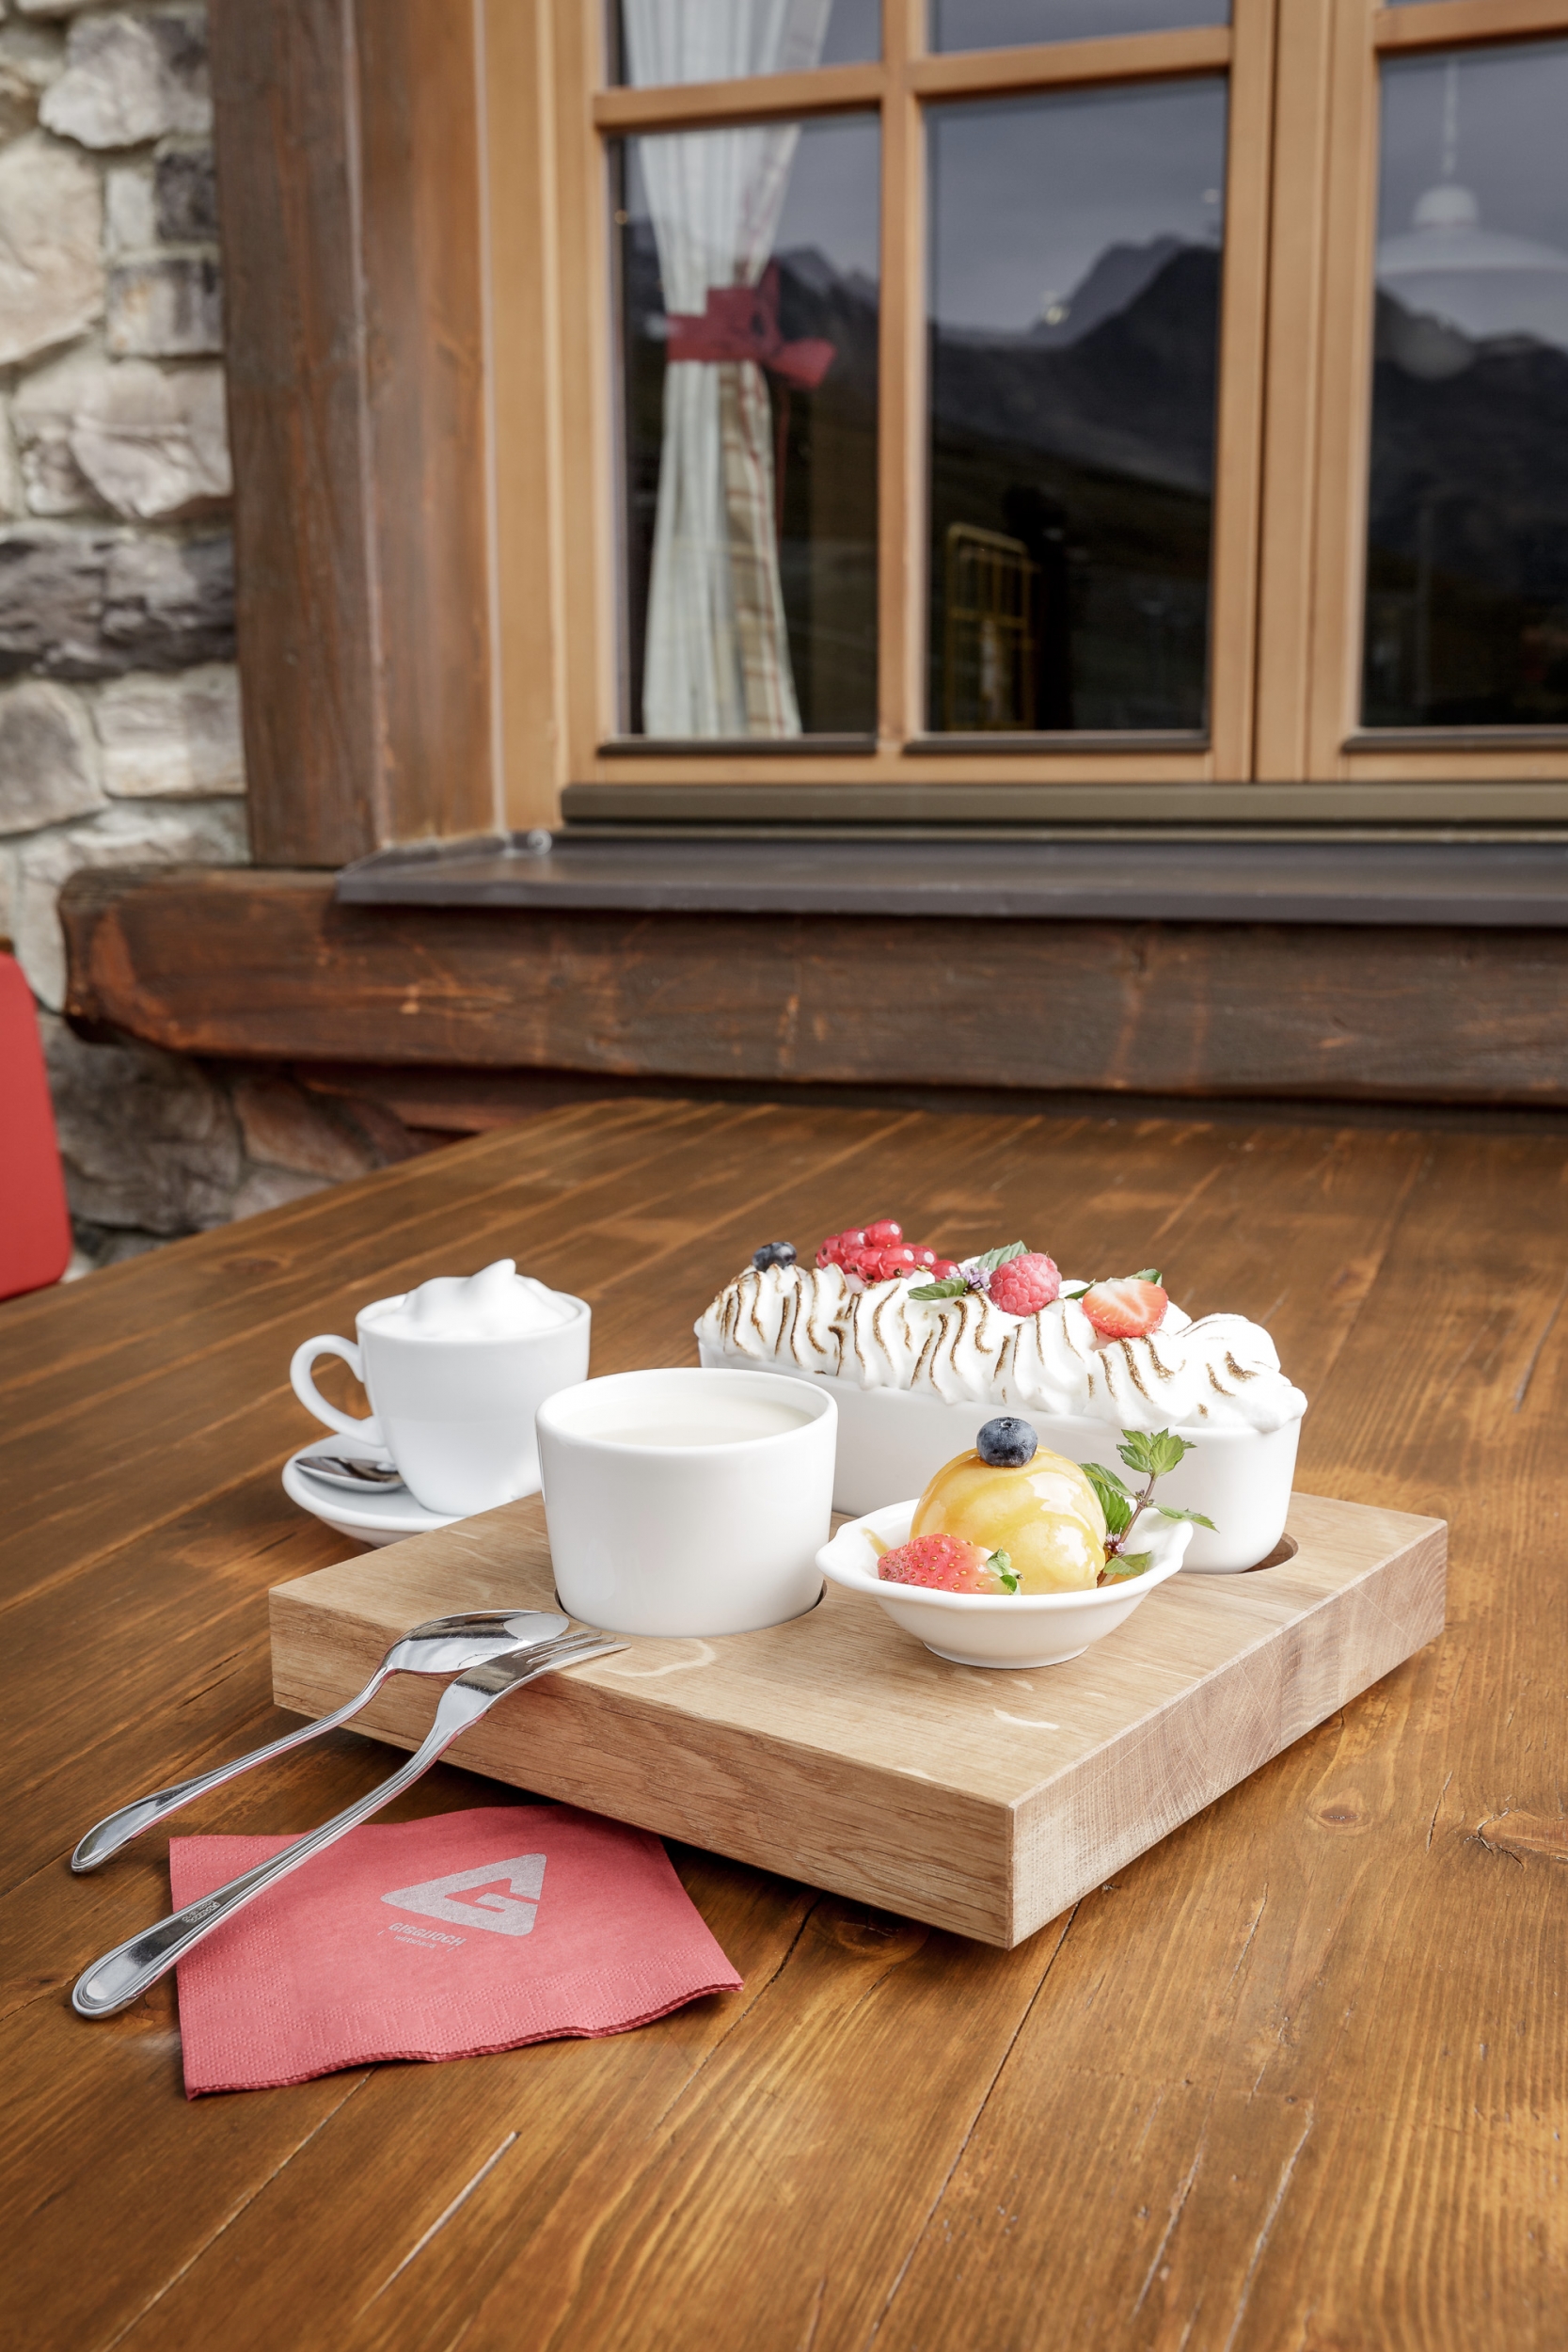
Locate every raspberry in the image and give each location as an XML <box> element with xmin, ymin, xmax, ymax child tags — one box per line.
<box><xmin>987</xmin><ymin>1251</ymin><xmax>1061</xmax><ymax>1316</ymax></box>
<box><xmin>879</xmin><ymin>1533</ymin><xmax>996</xmax><ymax>1593</ymax></box>
<box><xmin>1082</xmin><ymin>1276</ymin><xmax>1168</xmax><ymax>1341</ymax></box>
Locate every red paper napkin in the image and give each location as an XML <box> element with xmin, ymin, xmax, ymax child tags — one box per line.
<box><xmin>168</xmin><ymin>1804</ymin><xmax>741</xmax><ymax>2097</ymax></box>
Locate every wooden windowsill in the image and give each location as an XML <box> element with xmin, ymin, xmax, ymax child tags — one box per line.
<box><xmin>334</xmin><ymin>832</ymin><xmax>1568</xmax><ymax>929</ymax></box>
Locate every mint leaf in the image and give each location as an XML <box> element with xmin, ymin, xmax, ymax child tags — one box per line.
<box><xmin>1133</xmin><ymin>1267</ymin><xmax>1164</xmax><ymax>1284</ymax></box>
<box><xmin>971</xmin><ymin>1241</ymin><xmax>1027</xmax><ymax>1276</ymax></box>
<box><xmin>908</xmin><ymin>1276</ymin><xmax>970</xmax><ymax>1302</ymax></box>
<box><xmin>1154</xmin><ymin>1503</ymin><xmax>1217</xmax><ymax>1530</ymax></box>
<box><xmin>987</xmin><ymin>1548</ymin><xmax>1019</xmax><ymax>1595</ymax></box>
<box><xmin>1117</xmin><ymin>1428</ymin><xmax>1193</xmax><ymax>1480</ymax></box>
<box><xmin>1061</xmin><ymin>1284</ymin><xmax>1092</xmax><ymax>1300</ymax></box>
<box><xmin>1099</xmin><ymin>1551</ymin><xmax>1153</xmax><ymax>1583</ymax></box>
<box><xmin>1083</xmin><ymin>1462</ymin><xmax>1133</xmax><ymax>1535</ymax></box>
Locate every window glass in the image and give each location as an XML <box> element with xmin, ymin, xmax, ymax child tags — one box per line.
<box><xmin>616</xmin><ymin>116</ymin><xmax>879</xmax><ymax>739</ymax></box>
<box><xmin>931</xmin><ymin>2</ymin><xmax>1227</xmax><ymax>52</ymax></box>
<box><xmin>614</xmin><ymin>0</ymin><xmax>879</xmax><ymax>87</ymax></box>
<box><xmin>927</xmin><ymin>80</ymin><xmax>1226</xmax><ymax>734</ymax></box>
<box><xmin>1362</xmin><ymin>42</ymin><xmax>1568</xmax><ymax>729</ymax></box>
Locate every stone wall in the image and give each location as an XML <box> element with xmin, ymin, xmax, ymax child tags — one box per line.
<box><xmin>0</xmin><ymin>4</ymin><xmax>437</xmax><ymax>1274</ymax></box>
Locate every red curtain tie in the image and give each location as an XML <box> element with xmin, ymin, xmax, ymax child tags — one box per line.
<box><xmin>665</xmin><ymin>265</ymin><xmax>833</xmax><ymax>390</ymax></box>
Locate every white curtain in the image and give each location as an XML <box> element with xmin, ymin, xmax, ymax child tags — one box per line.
<box><xmin>624</xmin><ymin>0</ymin><xmax>832</xmax><ymax>738</ymax></box>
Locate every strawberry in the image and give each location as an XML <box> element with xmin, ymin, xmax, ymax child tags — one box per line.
<box><xmin>879</xmin><ymin>1533</ymin><xmax>1000</xmax><ymax>1593</ymax></box>
<box><xmin>1081</xmin><ymin>1275</ymin><xmax>1168</xmax><ymax>1341</ymax></box>
<box><xmin>987</xmin><ymin>1251</ymin><xmax>1061</xmax><ymax>1316</ymax></box>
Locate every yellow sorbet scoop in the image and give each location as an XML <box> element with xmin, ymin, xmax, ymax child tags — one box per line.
<box><xmin>911</xmin><ymin>1444</ymin><xmax>1107</xmax><ymax>1594</ymax></box>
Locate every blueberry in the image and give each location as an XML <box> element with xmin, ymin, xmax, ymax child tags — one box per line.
<box><xmin>976</xmin><ymin>1416</ymin><xmax>1037</xmax><ymax>1469</ymax></box>
<box><xmin>752</xmin><ymin>1241</ymin><xmax>798</xmax><ymax>1271</ymax></box>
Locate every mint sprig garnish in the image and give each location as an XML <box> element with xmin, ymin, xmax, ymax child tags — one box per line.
<box><xmin>987</xmin><ymin>1548</ymin><xmax>1019</xmax><ymax>1594</ymax></box>
<box><xmin>1087</xmin><ymin>1428</ymin><xmax>1215</xmax><ymax>1586</ymax></box>
<box><xmin>909</xmin><ymin>1241</ymin><xmax>1027</xmax><ymax>1305</ymax></box>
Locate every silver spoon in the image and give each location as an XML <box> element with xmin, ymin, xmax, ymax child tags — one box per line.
<box><xmin>72</xmin><ymin>1628</ymin><xmax>624</xmax><ymax>2017</ymax></box>
<box><xmin>71</xmin><ymin>1610</ymin><xmax>570</xmax><ymax>1873</ymax></box>
<box><xmin>295</xmin><ymin>1454</ymin><xmax>406</xmax><ymax>1492</ymax></box>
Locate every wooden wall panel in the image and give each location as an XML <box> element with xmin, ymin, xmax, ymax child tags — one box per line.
<box><xmin>208</xmin><ymin>0</ymin><xmax>381</xmax><ymax>865</ymax></box>
<box><xmin>61</xmin><ymin>867</ymin><xmax>1568</xmax><ymax>1107</ymax></box>
<box><xmin>356</xmin><ymin>0</ymin><xmax>497</xmax><ymax>846</ymax></box>
<box><xmin>208</xmin><ymin>0</ymin><xmax>494</xmax><ymax>866</ymax></box>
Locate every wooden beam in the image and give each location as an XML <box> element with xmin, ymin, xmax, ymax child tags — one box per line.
<box><xmin>208</xmin><ymin>0</ymin><xmax>494</xmax><ymax>866</ymax></box>
<box><xmin>906</xmin><ymin>25</ymin><xmax>1231</xmax><ymax>99</ymax></box>
<box><xmin>1373</xmin><ymin>0</ymin><xmax>1568</xmax><ymax>54</ymax></box>
<box><xmin>593</xmin><ymin>61</ymin><xmax>886</xmax><ymax>132</ymax></box>
<box><xmin>60</xmin><ymin>867</ymin><xmax>1568</xmax><ymax>1107</ymax></box>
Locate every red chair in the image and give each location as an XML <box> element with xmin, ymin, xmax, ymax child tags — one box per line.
<box><xmin>0</xmin><ymin>952</ymin><xmax>71</xmax><ymax>1299</ymax></box>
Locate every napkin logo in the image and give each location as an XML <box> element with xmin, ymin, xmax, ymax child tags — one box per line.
<box><xmin>382</xmin><ymin>1853</ymin><xmax>546</xmax><ymax>1938</ymax></box>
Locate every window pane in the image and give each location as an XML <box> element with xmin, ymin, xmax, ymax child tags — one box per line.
<box><xmin>1362</xmin><ymin>43</ymin><xmax>1568</xmax><ymax>729</ymax></box>
<box><xmin>932</xmin><ymin>2</ymin><xmax>1227</xmax><ymax>51</ymax></box>
<box><xmin>927</xmin><ymin>81</ymin><xmax>1226</xmax><ymax>734</ymax></box>
<box><xmin>613</xmin><ymin>0</ymin><xmax>879</xmax><ymax>86</ymax></box>
<box><xmin>615</xmin><ymin>116</ymin><xmax>879</xmax><ymax>739</ymax></box>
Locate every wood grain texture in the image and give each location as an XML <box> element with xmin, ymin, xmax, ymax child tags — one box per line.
<box><xmin>62</xmin><ymin>864</ymin><xmax>1568</xmax><ymax>1104</ymax></box>
<box><xmin>271</xmin><ymin>1492</ymin><xmax>1445</xmax><ymax>1945</ymax></box>
<box><xmin>208</xmin><ymin>0</ymin><xmax>380</xmax><ymax>865</ymax></box>
<box><xmin>208</xmin><ymin>0</ymin><xmax>492</xmax><ymax>865</ymax></box>
<box><xmin>4</xmin><ymin>1097</ymin><xmax>1566</xmax><ymax>2348</ymax></box>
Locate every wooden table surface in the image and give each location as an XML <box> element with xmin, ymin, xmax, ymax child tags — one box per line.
<box><xmin>3</xmin><ymin>1097</ymin><xmax>1562</xmax><ymax>2350</ymax></box>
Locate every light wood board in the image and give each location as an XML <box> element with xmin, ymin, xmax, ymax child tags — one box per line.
<box><xmin>270</xmin><ymin>1488</ymin><xmax>1445</xmax><ymax>1947</ymax></box>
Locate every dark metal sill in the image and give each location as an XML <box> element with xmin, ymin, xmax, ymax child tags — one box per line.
<box><xmin>336</xmin><ymin>832</ymin><xmax>1568</xmax><ymax>928</ymax></box>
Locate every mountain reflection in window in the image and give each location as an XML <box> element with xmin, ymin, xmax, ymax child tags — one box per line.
<box><xmin>927</xmin><ymin>80</ymin><xmax>1227</xmax><ymax>735</ymax></box>
<box><xmin>1363</xmin><ymin>44</ymin><xmax>1568</xmax><ymax>729</ymax></box>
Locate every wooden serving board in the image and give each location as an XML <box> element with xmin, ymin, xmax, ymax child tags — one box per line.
<box><xmin>270</xmin><ymin>1492</ymin><xmax>1445</xmax><ymax>1948</ymax></box>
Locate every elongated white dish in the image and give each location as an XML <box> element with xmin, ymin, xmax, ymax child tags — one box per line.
<box><xmin>698</xmin><ymin>1339</ymin><xmax>1298</xmax><ymax>1568</ymax></box>
<box><xmin>817</xmin><ymin>1502</ymin><xmax>1193</xmax><ymax>1668</ymax></box>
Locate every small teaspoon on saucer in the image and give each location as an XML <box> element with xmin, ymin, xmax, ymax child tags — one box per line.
<box><xmin>296</xmin><ymin>1453</ymin><xmax>406</xmax><ymax>1491</ymax></box>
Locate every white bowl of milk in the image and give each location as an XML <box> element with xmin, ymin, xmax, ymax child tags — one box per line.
<box><xmin>536</xmin><ymin>1367</ymin><xmax>835</xmax><ymax>1637</ymax></box>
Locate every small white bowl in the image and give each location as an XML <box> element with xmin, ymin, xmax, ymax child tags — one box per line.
<box><xmin>816</xmin><ymin>1502</ymin><xmax>1193</xmax><ymax>1669</ymax></box>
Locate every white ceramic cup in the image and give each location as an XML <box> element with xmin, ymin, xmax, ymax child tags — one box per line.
<box><xmin>290</xmin><ymin>1290</ymin><xmax>591</xmax><ymax>1517</ymax></box>
<box><xmin>536</xmin><ymin>1366</ymin><xmax>836</xmax><ymax>1638</ymax></box>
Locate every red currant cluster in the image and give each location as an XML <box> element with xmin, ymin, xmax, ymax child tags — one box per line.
<box><xmin>816</xmin><ymin>1218</ymin><xmax>960</xmax><ymax>1285</ymax></box>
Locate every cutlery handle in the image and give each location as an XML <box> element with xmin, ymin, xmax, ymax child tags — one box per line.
<box><xmin>71</xmin><ymin>1685</ymin><xmax>488</xmax><ymax>2019</ymax></box>
<box><xmin>70</xmin><ymin>1670</ymin><xmax>389</xmax><ymax>1873</ymax></box>
<box><xmin>70</xmin><ymin>1639</ymin><xmax>616</xmax><ymax>2019</ymax></box>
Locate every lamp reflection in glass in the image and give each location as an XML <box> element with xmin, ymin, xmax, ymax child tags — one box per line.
<box><xmin>1362</xmin><ymin>41</ymin><xmax>1568</xmax><ymax>729</ymax></box>
<box><xmin>1375</xmin><ymin>62</ymin><xmax>1568</xmax><ymax>381</ymax></box>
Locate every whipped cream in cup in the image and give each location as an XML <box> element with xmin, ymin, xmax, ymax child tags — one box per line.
<box><xmin>291</xmin><ymin>1259</ymin><xmax>590</xmax><ymax>1517</ymax></box>
<box><xmin>696</xmin><ymin>1262</ymin><xmax>1307</xmax><ymax>1568</ymax></box>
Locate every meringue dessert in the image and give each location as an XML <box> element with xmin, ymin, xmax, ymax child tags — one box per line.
<box><xmin>696</xmin><ymin>1223</ymin><xmax>1307</xmax><ymax>1437</ymax></box>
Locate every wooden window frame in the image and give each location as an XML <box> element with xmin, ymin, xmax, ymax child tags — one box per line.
<box><xmin>492</xmin><ymin>2</ymin><xmax>1276</xmax><ymax>804</ymax></box>
<box><xmin>1257</xmin><ymin>0</ymin><xmax>1568</xmax><ymax>793</ymax></box>
<box><xmin>210</xmin><ymin>0</ymin><xmax>1568</xmax><ymax>867</ymax></box>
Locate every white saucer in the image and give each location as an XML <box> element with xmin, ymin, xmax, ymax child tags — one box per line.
<box><xmin>282</xmin><ymin>1438</ymin><xmax>462</xmax><ymax>1547</ymax></box>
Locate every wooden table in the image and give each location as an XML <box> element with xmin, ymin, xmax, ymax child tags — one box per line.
<box><xmin>4</xmin><ymin>1098</ymin><xmax>1562</xmax><ymax>2349</ymax></box>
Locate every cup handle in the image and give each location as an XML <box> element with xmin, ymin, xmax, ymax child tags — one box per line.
<box><xmin>289</xmin><ymin>1334</ymin><xmax>385</xmax><ymax>1447</ymax></box>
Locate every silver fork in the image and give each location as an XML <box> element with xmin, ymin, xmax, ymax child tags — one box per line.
<box><xmin>72</xmin><ymin>1627</ymin><xmax>624</xmax><ymax>2018</ymax></box>
<box><xmin>71</xmin><ymin>1610</ymin><xmax>571</xmax><ymax>1873</ymax></box>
